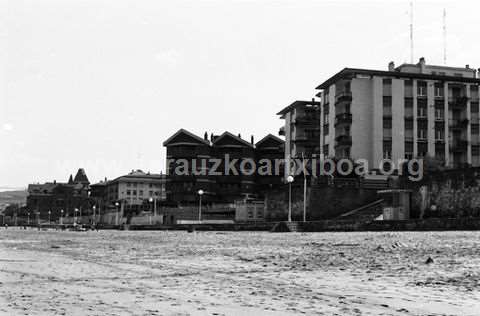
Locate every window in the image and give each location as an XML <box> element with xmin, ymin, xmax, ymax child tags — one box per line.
<box><xmin>434</xmin><ymin>83</ymin><xmax>444</xmax><ymax>97</ymax></box>
<box><xmin>435</xmin><ymin>129</ymin><xmax>444</xmax><ymax>140</ymax></box>
<box><xmin>435</xmin><ymin>108</ymin><xmax>444</xmax><ymax>120</ymax></box>
<box><xmin>417</xmin><ymin>82</ymin><xmax>427</xmax><ymax>96</ymax></box>
<box><xmin>383</xmin><ymin>118</ymin><xmax>392</xmax><ymax>129</ymax></box>
<box><xmin>418</xmin><ymin>106</ymin><xmax>427</xmax><ymax>117</ymax></box>
<box><xmin>418</xmin><ymin>128</ymin><xmax>427</xmax><ymax>140</ymax></box>
<box><xmin>139</xmin><ymin>190</ymin><xmax>143</xmax><ymax>196</ymax></box>
<box><xmin>323</xmin><ymin>113</ymin><xmax>329</xmax><ymax>125</ymax></box>
<box><xmin>126</xmin><ymin>190</ymin><xmax>131</xmax><ymax>195</ymax></box>
<box><xmin>472</xmin><ymin>124</ymin><xmax>480</xmax><ymax>135</ymax></box>
<box><xmin>132</xmin><ymin>190</ymin><xmax>137</xmax><ymax>195</ymax></box>
<box><xmin>383</xmin><ymin>141</ymin><xmax>392</xmax><ymax>159</ymax></box>
<box><xmin>472</xmin><ymin>146</ymin><xmax>480</xmax><ymax>156</ymax></box>
<box><xmin>126</xmin><ymin>182</ymin><xmax>131</xmax><ymax>187</ymax></box>
<box><xmin>472</xmin><ymin>102</ymin><xmax>479</xmax><ymax>114</ymax></box>
<box><xmin>149</xmin><ymin>190</ymin><xmax>153</xmax><ymax>196</ymax></box>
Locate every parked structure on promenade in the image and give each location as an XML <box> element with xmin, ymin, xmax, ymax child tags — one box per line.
<box><xmin>90</xmin><ymin>170</ymin><xmax>166</xmax><ymax>215</ymax></box>
<box><xmin>317</xmin><ymin>58</ymin><xmax>480</xmax><ymax>169</ymax></box>
<box><xmin>163</xmin><ymin>129</ymin><xmax>284</xmax><ymax>206</ymax></box>
<box><xmin>26</xmin><ymin>168</ymin><xmax>92</xmax><ymax>220</ymax></box>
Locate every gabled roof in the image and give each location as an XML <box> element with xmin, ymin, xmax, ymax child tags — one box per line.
<box><xmin>277</xmin><ymin>100</ymin><xmax>320</xmax><ymax>116</ymax></box>
<box><xmin>212</xmin><ymin>131</ymin><xmax>254</xmax><ymax>148</ymax></box>
<box><xmin>255</xmin><ymin>134</ymin><xmax>284</xmax><ymax>148</ymax></box>
<box><xmin>73</xmin><ymin>168</ymin><xmax>89</xmax><ymax>184</ymax></box>
<box><xmin>316</xmin><ymin>67</ymin><xmax>480</xmax><ymax>90</ymax></box>
<box><xmin>163</xmin><ymin>129</ymin><xmax>210</xmax><ymax>146</ymax></box>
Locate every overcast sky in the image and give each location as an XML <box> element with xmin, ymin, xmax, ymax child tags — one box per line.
<box><xmin>1</xmin><ymin>0</ymin><xmax>479</xmax><ymax>189</ymax></box>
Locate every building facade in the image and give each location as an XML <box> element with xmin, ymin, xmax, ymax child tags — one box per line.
<box><xmin>317</xmin><ymin>58</ymin><xmax>480</xmax><ymax>169</ymax></box>
<box><xmin>91</xmin><ymin>170</ymin><xmax>167</xmax><ymax>214</ymax></box>
<box><xmin>26</xmin><ymin>168</ymin><xmax>92</xmax><ymax>219</ymax></box>
<box><xmin>163</xmin><ymin>129</ymin><xmax>284</xmax><ymax>205</ymax></box>
<box><xmin>278</xmin><ymin>99</ymin><xmax>320</xmax><ymax>176</ymax></box>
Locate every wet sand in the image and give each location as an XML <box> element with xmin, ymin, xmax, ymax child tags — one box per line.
<box><xmin>1</xmin><ymin>229</ymin><xmax>479</xmax><ymax>315</ymax></box>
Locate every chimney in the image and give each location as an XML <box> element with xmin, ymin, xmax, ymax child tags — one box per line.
<box><xmin>311</xmin><ymin>98</ymin><xmax>315</xmax><ymax>103</ymax></box>
<box><xmin>204</xmin><ymin>132</ymin><xmax>208</xmax><ymax>140</ymax></box>
<box><xmin>210</xmin><ymin>133</ymin><xmax>214</xmax><ymax>142</ymax></box>
<box><xmin>54</xmin><ymin>180</ymin><xmax>56</xmax><ymax>184</ymax></box>
<box><xmin>388</xmin><ymin>61</ymin><xmax>395</xmax><ymax>71</ymax></box>
<box><xmin>251</xmin><ymin>135</ymin><xmax>254</xmax><ymax>144</ymax></box>
<box><xmin>466</xmin><ymin>64</ymin><xmax>470</xmax><ymax>69</ymax></box>
<box><xmin>238</xmin><ymin>133</ymin><xmax>241</xmax><ymax>139</ymax></box>
<box><xmin>418</xmin><ymin>57</ymin><xmax>426</xmax><ymax>73</ymax></box>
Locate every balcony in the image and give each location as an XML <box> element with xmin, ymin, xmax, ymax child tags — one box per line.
<box><xmin>449</xmin><ymin>96</ymin><xmax>468</xmax><ymax>109</ymax></box>
<box><xmin>449</xmin><ymin>118</ymin><xmax>469</xmax><ymax>130</ymax></box>
<box><xmin>292</xmin><ymin>115</ymin><xmax>319</xmax><ymax>126</ymax></box>
<box><xmin>450</xmin><ymin>140</ymin><xmax>468</xmax><ymax>152</ymax></box>
<box><xmin>335</xmin><ymin>91</ymin><xmax>352</xmax><ymax>104</ymax></box>
<box><xmin>334</xmin><ymin>113</ymin><xmax>352</xmax><ymax>127</ymax></box>
<box><xmin>335</xmin><ymin>135</ymin><xmax>352</xmax><ymax>147</ymax></box>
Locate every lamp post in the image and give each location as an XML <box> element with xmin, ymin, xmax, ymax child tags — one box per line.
<box><xmin>92</xmin><ymin>206</ymin><xmax>96</xmax><ymax>225</ymax></box>
<box><xmin>27</xmin><ymin>212</ymin><xmax>30</xmax><ymax>226</ymax></box>
<box><xmin>60</xmin><ymin>209</ymin><xmax>64</xmax><ymax>225</ymax></box>
<box><xmin>301</xmin><ymin>152</ymin><xmax>307</xmax><ymax>222</ymax></box>
<box><xmin>74</xmin><ymin>208</ymin><xmax>79</xmax><ymax>225</ymax></box>
<box><xmin>197</xmin><ymin>189</ymin><xmax>204</xmax><ymax>222</ymax></box>
<box><xmin>48</xmin><ymin>210</ymin><xmax>51</xmax><ymax>224</ymax></box>
<box><xmin>115</xmin><ymin>202</ymin><xmax>120</xmax><ymax>226</ymax></box>
<box><xmin>287</xmin><ymin>175</ymin><xmax>294</xmax><ymax>222</ymax></box>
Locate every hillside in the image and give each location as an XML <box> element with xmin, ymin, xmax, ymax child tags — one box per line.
<box><xmin>0</xmin><ymin>190</ymin><xmax>28</xmax><ymax>210</ymax></box>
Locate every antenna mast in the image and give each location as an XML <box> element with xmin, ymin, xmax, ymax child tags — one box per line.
<box><xmin>410</xmin><ymin>1</ymin><xmax>414</xmax><ymax>63</ymax></box>
<box><xmin>443</xmin><ymin>8</ymin><xmax>447</xmax><ymax>65</ymax></box>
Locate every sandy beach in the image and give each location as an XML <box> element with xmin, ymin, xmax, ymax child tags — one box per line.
<box><xmin>1</xmin><ymin>229</ymin><xmax>479</xmax><ymax>315</ymax></box>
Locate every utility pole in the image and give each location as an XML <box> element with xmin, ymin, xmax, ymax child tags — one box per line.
<box><xmin>443</xmin><ymin>8</ymin><xmax>447</xmax><ymax>65</ymax></box>
<box><xmin>410</xmin><ymin>1</ymin><xmax>414</xmax><ymax>63</ymax></box>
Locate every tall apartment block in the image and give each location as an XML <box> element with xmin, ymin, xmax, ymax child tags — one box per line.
<box><xmin>277</xmin><ymin>100</ymin><xmax>321</xmax><ymax>171</ymax></box>
<box><xmin>317</xmin><ymin>58</ymin><xmax>480</xmax><ymax>169</ymax></box>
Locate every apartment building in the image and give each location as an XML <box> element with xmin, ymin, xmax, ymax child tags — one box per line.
<box><xmin>277</xmin><ymin>99</ymin><xmax>321</xmax><ymax>165</ymax></box>
<box><xmin>94</xmin><ymin>170</ymin><xmax>166</xmax><ymax>213</ymax></box>
<box><xmin>163</xmin><ymin>129</ymin><xmax>284</xmax><ymax>205</ymax></box>
<box><xmin>317</xmin><ymin>58</ymin><xmax>480</xmax><ymax>169</ymax></box>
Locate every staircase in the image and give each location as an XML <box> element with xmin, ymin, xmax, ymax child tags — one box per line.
<box><xmin>336</xmin><ymin>199</ymin><xmax>384</xmax><ymax>222</ymax></box>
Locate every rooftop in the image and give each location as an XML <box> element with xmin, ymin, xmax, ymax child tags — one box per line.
<box><xmin>316</xmin><ymin>58</ymin><xmax>480</xmax><ymax>90</ymax></box>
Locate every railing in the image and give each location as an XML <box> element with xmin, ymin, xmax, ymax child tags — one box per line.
<box><xmin>334</xmin><ymin>113</ymin><xmax>352</xmax><ymax>127</ymax></box>
<box><xmin>335</xmin><ymin>135</ymin><xmax>352</xmax><ymax>146</ymax></box>
<box><xmin>450</xmin><ymin>140</ymin><xmax>468</xmax><ymax>152</ymax></box>
<box><xmin>449</xmin><ymin>118</ymin><xmax>469</xmax><ymax>129</ymax></box>
<box><xmin>335</xmin><ymin>91</ymin><xmax>352</xmax><ymax>103</ymax></box>
<box><xmin>448</xmin><ymin>96</ymin><xmax>469</xmax><ymax>108</ymax></box>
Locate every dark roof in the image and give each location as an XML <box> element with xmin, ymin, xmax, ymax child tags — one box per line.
<box><xmin>255</xmin><ymin>134</ymin><xmax>285</xmax><ymax>147</ymax></box>
<box><xmin>212</xmin><ymin>131</ymin><xmax>254</xmax><ymax>148</ymax></box>
<box><xmin>316</xmin><ymin>68</ymin><xmax>480</xmax><ymax>90</ymax></box>
<box><xmin>163</xmin><ymin>128</ymin><xmax>210</xmax><ymax>146</ymax></box>
<box><xmin>277</xmin><ymin>100</ymin><xmax>321</xmax><ymax>116</ymax></box>
<box><xmin>73</xmin><ymin>168</ymin><xmax>89</xmax><ymax>184</ymax></box>
<box><xmin>108</xmin><ymin>170</ymin><xmax>166</xmax><ymax>184</ymax></box>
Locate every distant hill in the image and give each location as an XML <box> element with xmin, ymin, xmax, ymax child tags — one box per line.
<box><xmin>0</xmin><ymin>190</ymin><xmax>28</xmax><ymax>210</ymax></box>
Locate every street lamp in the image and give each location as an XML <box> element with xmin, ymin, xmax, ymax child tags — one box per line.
<box><xmin>92</xmin><ymin>206</ymin><xmax>96</xmax><ymax>225</ymax></box>
<box><xmin>27</xmin><ymin>212</ymin><xmax>30</xmax><ymax>226</ymax></box>
<box><xmin>197</xmin><ymin>190</ymin><xmax>204</xmax><ymax>222</ymax></box>
<box><xmin>48</xmin><ymin>210</ymin><xmax>51</xmax><ymax>224</ymax></box>
<box><xmin>287</xmin><ymin>175</ymin><xmax>294</xmax><ymax>222</ymax></box>
<box><xmin>74</xmin><ymin>208</ymin><xmax>78</xmax><ymax>225</ymax></box>
<box><xmin>115</xmin><ymin>202</ymin><xmax>120</xmax><ymax>226</ymax></box>
<box><xmin>60</xmin><ymin>209</ymin><xmax>64</xmax><ymax>225</ymax></box>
